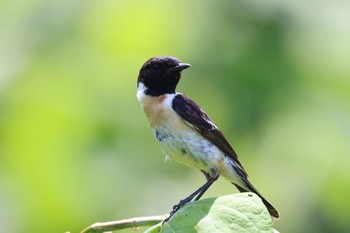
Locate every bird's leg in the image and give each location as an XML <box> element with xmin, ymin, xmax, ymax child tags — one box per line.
<box><xmin>194</xmin><ymin>171</ymin><xmax>219</xmax><ymax>201</ymax></box>
<box><xmin>164</xmin><ymin>171</ymin><xmax>219</xmax><ymax>223</ymax></box>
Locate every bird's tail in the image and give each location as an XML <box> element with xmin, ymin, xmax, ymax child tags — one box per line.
<box><xmin>229</xmin><ymin>161</ymin><xmax>280</xmax><ymax>219</ymax></box>
<box><xmin>232</xmin><ymin>182</ymin><xmax>280</xmax><ymax>220</ymax></box>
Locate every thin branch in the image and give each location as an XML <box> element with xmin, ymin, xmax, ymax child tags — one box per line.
<box><xmin>81</xmin><ymin>215</ymin><xmax>166</xmax><ymax>233</ymax></box>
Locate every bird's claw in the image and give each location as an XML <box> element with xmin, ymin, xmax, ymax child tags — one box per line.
<box><xmin>163</xmin><ymin>200</ymin><xmax>187</xmax><ymax>224</ymax></box>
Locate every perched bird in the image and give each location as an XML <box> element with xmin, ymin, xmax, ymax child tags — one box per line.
<box><xmin>137</xmin><ymin>56</ymin><xmax>279</xmax><ymax>220</ymax></box>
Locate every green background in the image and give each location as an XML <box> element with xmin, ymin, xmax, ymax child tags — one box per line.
<box><xmin>1</xmin><ymin>1</ymin><xmax>349</xmax><ymax>232</ymax></box>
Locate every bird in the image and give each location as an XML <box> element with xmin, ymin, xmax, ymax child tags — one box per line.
<box><xmin>136</xmin><ymin>56</ymin><xmax>279</xmax><ymax>220</ymax></box>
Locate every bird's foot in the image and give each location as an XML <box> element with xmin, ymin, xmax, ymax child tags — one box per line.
<box><xmin>163</xmin><ymin>199</ymin><xmax>191</xmax><ymax>223</ymax></box>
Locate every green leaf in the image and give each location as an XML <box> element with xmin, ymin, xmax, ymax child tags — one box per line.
<box><xmin>144</xmin><ymin>222</ymin><xmax>163</xmax><ymax>233</ymax></box>
<box><xmin>146</xmin><ymin>193</ymin><xmax>277</xmax><ymax>233</ymax></box>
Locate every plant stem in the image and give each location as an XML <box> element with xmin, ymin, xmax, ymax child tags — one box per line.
<box><xmin>81</xmin><ymin>215</ymin><xmax>166</xmax><ymax>233</ymax></box>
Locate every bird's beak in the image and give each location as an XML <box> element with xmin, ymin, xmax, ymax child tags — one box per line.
<box><xmin>174</xmin><ymin>63</ymin><xmax>191</xmax><ymax>72</ymax></box>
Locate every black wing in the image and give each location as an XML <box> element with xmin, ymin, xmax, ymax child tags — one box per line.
<box><xmin>172</xmin><ymin>94</ymin><xmax>248</xmax><ymax>177</ymax></box>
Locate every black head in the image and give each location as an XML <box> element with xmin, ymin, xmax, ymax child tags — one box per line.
<box><xmin>137</xmin><ymin>56</ymin><xmax>191</xmax><ymax>96</ymax></box>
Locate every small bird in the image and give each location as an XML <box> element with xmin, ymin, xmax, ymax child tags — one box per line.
<box><xmin>137</xmin><ymin>56</ymin><xmax>279</xmax><ymax>220</ymax></box>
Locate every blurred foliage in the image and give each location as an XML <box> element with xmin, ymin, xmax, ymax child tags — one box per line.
<box><xmin>0</xmin><ymin>0</ymin><xmax>350</xmax><ymax>233</ymax></box>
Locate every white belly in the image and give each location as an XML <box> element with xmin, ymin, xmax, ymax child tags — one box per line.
<box><xmin>154</xmin><ymin>125</ymin><xmax>224</xmax><ymax>174</ymax></box>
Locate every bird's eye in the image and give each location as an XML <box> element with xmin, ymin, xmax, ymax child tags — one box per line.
<box><xmin>151</xmin><ymin>63</ymin><xmax>161</xmax><ymax>71</ymax></box>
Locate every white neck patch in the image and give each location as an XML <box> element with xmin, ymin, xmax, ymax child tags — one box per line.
<box><xmin>137</xmin><ymin>81</ymin><xmax>178</xmax><ymax>109</ymax></box>
<box><xmin>137</xmin><ymin>82</ymin><xmax>147</xmax><ymax>102</ymax></box>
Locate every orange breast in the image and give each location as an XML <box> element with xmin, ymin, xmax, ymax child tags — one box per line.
<box><xmin>141</xmin><ymin>95</ymin><xmax>173</xmax><ymax>128</ymax></box>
